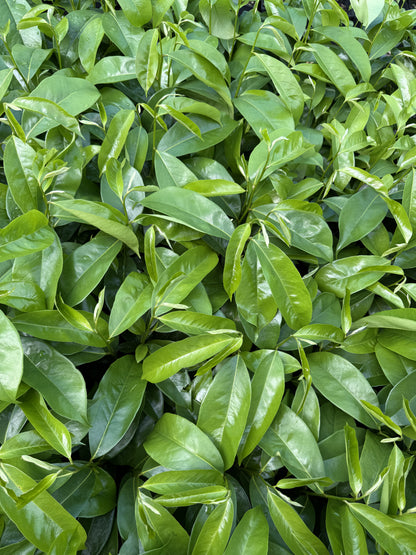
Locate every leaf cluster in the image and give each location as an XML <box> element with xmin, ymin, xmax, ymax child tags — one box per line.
<box><xmin>0</xmin><ymin>0</ymin><xmax>416</xmax><ymax>553</ymax></box>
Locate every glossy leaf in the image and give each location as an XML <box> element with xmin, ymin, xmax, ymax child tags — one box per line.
<box><xmin>18</xmin><ymin>389</ymin><xmax>72</xmax><ymax>459</ymax></box>
<box><xmin>141</xmin><ymin>187</ymin><xmax>234</xmax><ymax>239</ymax></box>
<box><xmin>108</xmin><ymin>272</ymin><xmax>152</xmax><ymax>337</ymax></box>
<box><xmin>191</xmin><ymin>497</ymin><xmax>233</xmax><ymax>555</ymax></box>
<box><xmin>260</xmin><ymin>404</ymin><xmax>325</xmax><ymax>483</ymax></box>
<box><xmin>238</xmin><ymin>350</ymin><xmax>285</xmax><ymax>461</ymax></box>
<box><xmin>142</xmin><ymin>333</ymin><xmax>237</xmax><ymax>383</ymax></box>
<box><xmin>0</xmin><ymin>310</ymin><xmax>23</xmax><ymax>402</ymax></box>
<box><xmin>309</xmin><ymin>352</ymin><xmax>379</xmax><ymax>428</ymax></box>
<box><xmin>89</xmin><ymin>356</ymin><xmax>146</xmax><ymax>458</ymax></box>
<box><xmin>268</xmin><ymin>490</ymin><xmax>329</xmax><ymax>555</ymax></box>
<box><xmin>144</xmin><ymin>412</ymin><xmax>224</xmax><ymax>472</ymax></box>
<box><xmin>197</xmin><ymin>355</ymin><xmax>251</xmax><ymax>469</ymax></box>
<box><xmin>0</xmin><ymin>210</ymin><xmax>55</xmax><ymax>263</ymax></box>
<box><xmin>252</xmin><ymin>236</ymin><xmax>312</xmax><ymax>329</ymax></box>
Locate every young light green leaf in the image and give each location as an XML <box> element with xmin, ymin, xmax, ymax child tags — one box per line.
<box><xmin>98</xmin><ymin>109</ymin><xmax>135</xmax><ymax>174</ymax></box>
<box><xmin>51</xmin><ymin>199</ymin><xmax>139</xmax><ymax>255</ymax></box>
<box><xmin>136</xmin><ymin>29</ymin><xmax>159</xmax><ymax>95</ymax></box>
<box><xmin>223</xmin><ymin>223</ymin><xmax>251</xmax><ymax>299</ymax></box>
<box><xmin>18</xmin><ymin>389</ymin><xmax>72</xmax><ymax>460</ymax></box>
<box><xmin>142</xmin><ymin>333</ymin><xmax>237</xmax><ymax>383</ymax></box>
<box><xmin>0</xmin><ymin>463</ymin><xmax>86</xmax><ymax>553</ymax></box>
<box><xmin>344</xmin><ymin>424</ymin><xmax>363</xmax><ymax>498</ymax></box>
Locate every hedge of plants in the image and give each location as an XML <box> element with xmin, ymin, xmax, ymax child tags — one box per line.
<box><xmin>1</xmin><ymin>0</ymin><xmax>416</xmax><ymax>552</ymax></box>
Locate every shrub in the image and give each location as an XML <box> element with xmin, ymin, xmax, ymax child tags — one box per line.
<box><xmin>0</xmin><ymin>0</ymin><xmax>416</xmax><ymax>552</ymax></box>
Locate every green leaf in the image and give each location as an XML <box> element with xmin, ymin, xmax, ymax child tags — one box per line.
<box><xmin>0</xmin><ymin>309</ymin><xmax>23</xmax><ymax>403</ymax></box>
<box><xmin>268</xmin><ymin>490</ymin><xmax>329</xmax><ymax>555</ymax></box>
<box><xmin>98</xmin><ymin>109</ymin><xmax>135</xmax><ymax>174</ymax></box>
<box><xmin>60</xmin><ymin>232</ymin><xmax>122</xmax><ymax>307</ymax></box>
<box><xmin>142</xmin><ymin>333</ymin><xmax>238</xmax><ymax>383</ymax></box>
<box><xmin>118</xmin><ymin>0</ymin><xmax>151</xmax><ymax>27</ymax></box>
<box><xmin>136</xmin><ymin>491</ymin><xmax>189</xmax><ymax>554</ymax></box>
<box><xmin>223</xmin><ymin>223</ymin><xmax>251</xmax><ymax>299</ymax></box>
<box><xmin>22</xmin><ymin>337</ymin><xmax>87</xmax><ymax>425</ymax></box>
<box><xmin>142</xmin><ymin>470</ymin><xmax>225</xmax><ymax>494</ymax></box>
<box><xmin>89</xmin><ymin>355</ymin><xmax>146</xmax><ymax>458</ymax></box>
<box><xmin>191</xmin><ymin>497</ymin><xmax>234</xmax><ymax>555</ymax></box>
<box><xmin>224</xmin><ymin>506</ymin><xmax>269</xmax><ymax>555</ymax></box>
<box><xmin>50</xmin><ymin>199</ymin><xmax>139</xmax><ymax>255</ymax></box>
<box><xmin>0</xmin><ymin>68</ymin><xmax>14</xmax><ymax>101</ymax></box>
<box><xmin>293</xmin><ymin>324</ymin><xmax>344</xmax><ymax>344</ymax></box>
<box><xmin>18</xmin><ymin>389</ymin><xmax>72</xmax><ymax>459</ymax></box>
<box><xmin>169</xmin><ymin>49</ymin><xmax>232</xmax><ymax>112</ymax></box>
<box><xmin>233</xmin><ymin>90</ymin><xmax>294</xmax><ymax>138</ymax></box>
<box><xmin>314</xmin><ymin>26</ymin><xmax>371</xmax><ymax>82</ymax></box>
<box><xmin>87</xmin><ymin>56</ymin><xmax>136</xmax><ymax>84</ymax></box>
<box><xmin>0</xmin><ymin>430</ymin><xmax>50</xmax><ymax>459</ymax></box>
<box><xmin>153</xmin><ymin>245</ymin><xmax>218</xmax><ymax>315</ymax></box>
<box><xmin>22</xmin><ymin>74</ymin><xmax>100</xmax><ymax>138</ymax></box>
<box><xmin>238</xmin><ymin>350</ymin><xmax>285</xmax><ymax>461</ymax></box>
<box><xmin>183</xmin><ymin>179</ymin><xmax>244</xmax><ymax>197</ymax></box>
<box><xmin>248</xmin><ymin>130</ymin><xmax>314</xmax><ymax>183</ymax></box>
<box><xmin>12</xmin><ymin>229</ymin><xmax>63</xmax><ymax>310</ymax></box>
<box><xmin>13</xmin><ymin>310</ymin><xmax>107</xmax><ymax>347</ymax></box>
<box><xmin>337</xmin><ymin>187</ymin><xmax>388</xmax><ymax>252</ymax></box>
<box><xmin>199</xmin><ymin>0</ymin><xmax>234</xmax><ymax>39</ymax></box>
<box><xmin>158</xmin><ymin>310</ymin><xmax>236</xmax><ymax>335</ymax></box>
<box><xmin>308</xmin><ymin>352</ymin><xmax>379</xmax><ymax>428</ymax></box>
<box><xmin>141</xmin><ymin>187</ymin><xmax>235</xmax><ymax>239</ymax></box>
<box><xmin>344</xmin><ymin>424</ymin><xmax>363</xmax><ymax>498</ymax></box>
<box><xmin>78</xmin><ymin>16</ymin><xmax>104</xmax><ymax>73</ymax></box>
<box><xmin>4</xmin><ymin>138</ymin><xmax>39</xmax><ymax>213</ymax></box>
<box><xmin>136</xmin><ymin>29</ymin><xmax>159</xmax><ymax>95</ymax></box>
<box><xmin>350</xmin><ymin>0</ymin><xmax>384</xmax><ymax>27</ymax></box>
<box><xmin>154</xmin><ymin>150</ymin><xmax>197</xmax><ymax>188</ymax></box>
<box><xmin>316</xmin><ymin>256</ymin><xmax>398</xmax><ymax>297</ymax></box>
<box><xmin>0</xmin><ymin>210</ymin><xmax>55</xmax><ymax>263</ymax></box>
<box><xmin>11</xmin><ymin>97</ymin><xmax>81</xmax><ymax>135</ymax></box>
<box><xmin>348</xmin><ymin>502</ymin><xmax>416</xmax><ymax>553</ymax></box>
<box><xmin>310</xmin><ymin>43</ymin><xmax>356</xmax><ymax>95</ymax></box>
<box><xmin>153</xmin><ymin>486</ymin><xmax>229</xmax><ymax>507</ymax></box>
<box><xmin>0</xmin><ymin>463</ymin><xmax>86</xmax><ymax>553</ymax></box>
<box><xmin>109</xmin><ymin>272</ymin><xmax>152</xmax><ymax>337</ymax></box>
<box><xmin>260</xmin><ymin>404</ymin><xmax>325</xmax><ymax>485</ymax></box>
<box><xmin>197</xmin><ymin>355</ymin><xmax>251</xmax><ymax>469</ymax></box>
<box><xmin>144</xmin><ymin>412</ymin><xmax>224</xmax><ymax>472</ymax></box>
<box><xmin>253</xmin><ymin>53</ymin><xmax>304</xmax><ymax>123</ymax></box>
<box><xmin>151</xmin><ymin>0</ymin><xmax>175</xmax><ymax>26</ymax></box>
<box><xmin>252</xmin><ymin>236</ymin><xmax>312</xmax><ymax>329</ymax></box>
<box><xmin>157</xmin><ymin>114</ymin><xmax>238</xmax><ymax>156</ymax></box>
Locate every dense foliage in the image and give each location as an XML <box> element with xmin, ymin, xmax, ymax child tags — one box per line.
<box><xmin>1</xmin><ymin>0</ymin><xmax>416</xmax><ymax>552</ymax></box>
